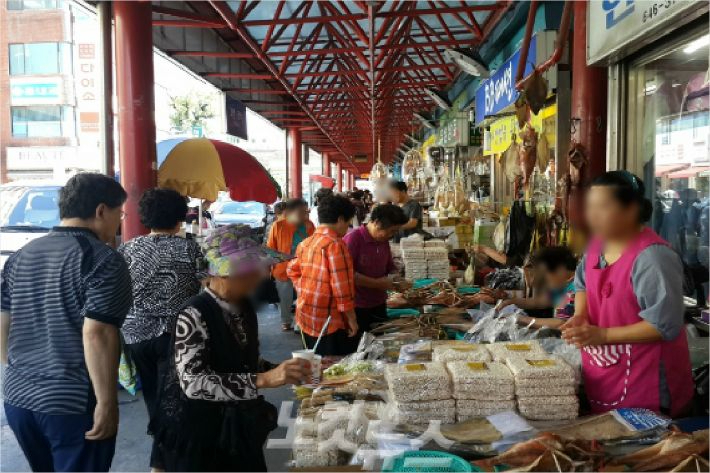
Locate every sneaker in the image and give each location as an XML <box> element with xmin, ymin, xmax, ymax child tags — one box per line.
<box><xmin>281</xmin><ymin>323</ymin><xmax>292</xmax><ymax>332</ymax></box>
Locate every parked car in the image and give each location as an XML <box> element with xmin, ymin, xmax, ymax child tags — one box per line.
<box><xmin>1</xmin><ymin>181</ymin><xmax>63</xmax><ymax>269</ymax></box>
<box><xmin>210</xmin><ymin>200</ymin><xmax>267</xmax><ymax>235</ymax></box>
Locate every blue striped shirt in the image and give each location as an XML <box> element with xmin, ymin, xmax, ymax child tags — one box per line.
<box><xmin>1</xmin><ymin>227</ymin><xmax>132</xmax><ymax>414</ymax></box>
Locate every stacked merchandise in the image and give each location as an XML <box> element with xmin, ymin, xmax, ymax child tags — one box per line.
<box><xmin>432</xmin><ymin>341</ymin><xmax>491</xmax><ymax>363</ymax></box>
<box><xmin>506</xmin><ymin>354</ymin><xmax>578</xmax><ymax>421</ymax></box>
<box><xmin>486</xmin><ymin>340</ymin><xmax>546</xmax><ymax>362</ymax></box>
<box><xmin>384</xmin><ymin>362</ymin><xmax>454</xmax><ymax>425</ymax></box>
<box><xmin>447</xmin><ymin>360</ymin><xmax>516</xmax><ymax>421</ymax></box>
<box><xmin>293</xmin><ymin>401</ymin><xmax>381</xmax><ymax>468</ymax></box>
<box><xmin>400</xmin><ymin>238</ymin><xmax>427</xmax><ymax>280</ymax></box>
<box><xmin>424</xmin><ymin>240</ymin><xmax>450</xmax><ymax>279</ymax></box>
<box><xmin>389</xmin><ymin>242</ymin><xmax>404</xmax><ymax>274</ymax></box>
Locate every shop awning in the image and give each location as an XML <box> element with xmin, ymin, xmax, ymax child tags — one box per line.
<box><xmin>667</xmin><ymin>165</ymin><xmax>710</xmax><ymax>179</ymax></box>
<box><xmin>655</xmin><ymin>163</ymin><xmax>691</xmax><ymax>176</ymax></box>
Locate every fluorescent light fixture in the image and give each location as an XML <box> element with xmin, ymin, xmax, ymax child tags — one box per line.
<box><xmin>413</xmin><ymin>112</ymin><xmax>435</xmax><ymax>129</ymax></box>
<box><xmin>424</xmin><ymin>88</ymin><xmax>451</xmax><ymax>110</ymax></box>
<box><xmin>445</xmin><ymin>48</ymin><xmax>489</xmax><ymax>78</ymax></box>
<box><xmin>684</xmin><ymin>35</ymin><xmax>709</xmax><ymax>54</ymax></box>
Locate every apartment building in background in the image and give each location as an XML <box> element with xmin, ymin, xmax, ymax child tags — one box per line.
<box><xmin>1</xmin><ymin>0</ymin><xmax>302</xmax><ymax>191</ymax></box>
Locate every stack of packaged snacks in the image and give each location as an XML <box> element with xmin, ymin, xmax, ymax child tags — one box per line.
<box><xmin>432</xmin><ymin>342</ymin><xmax>491</xmax><ymax>363</ymax></box>
<box><xmin>486</xmin><ymin>340</ymin><xmax>546</xmax><ymax>362</ymax></box>
<box><xmin>446</xmin><ymin>360</ymin><xmax>516</xmax><ymax>421</ymax></box>
<box><xmin>506</xmin><ymin>354</ymin><xmax>578</xmax><ymax>420</ymax></box>
<box><xmin>384</xmin><ymin>362</ymin><xmax>454</xmax><ymax>425</ymax></box>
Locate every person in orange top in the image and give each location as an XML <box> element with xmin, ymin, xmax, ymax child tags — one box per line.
<box><xmin>287</xmin><ymin>194</ymin><xmax>359</xmax><ymax>356</ymax></box>
<box><xmin>266</xmin><ymin>199</ymin><xmax>315</xmax><ymax>331</ymax></box>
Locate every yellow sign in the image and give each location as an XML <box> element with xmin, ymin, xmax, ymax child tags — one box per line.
<box><xmin>420</xmin><ymin>134</ymin><xmax>437</xmax><ymax>164</ymax></box>
<box><xmin>505</xmin><ymin>343</ymin><xmax>532</xmax><ymax>352</ymax></box>
<box><xmin>467</xmin><ymin>362</ymin><xmax>488</xmax><ymax>370</ymax></box>
<box><xmin>405</xmin><ymin>363</ymin><xmax>426</xmax><ymax>372</ymax></box>
<box><xmin>485</xmin><ymin>103</ymin><xmax>557</xmax><ymax>156</ymax></box>
<box><xmin>526</xmin><ymin>359</ymin><xmax>556</xmax><ymax>367</ymax></box>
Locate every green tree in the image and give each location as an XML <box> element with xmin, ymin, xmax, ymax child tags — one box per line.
<box><xmin>169</xmin><ymin>94</ymin><xmax>215</xmax><ymax>134</ymax></box>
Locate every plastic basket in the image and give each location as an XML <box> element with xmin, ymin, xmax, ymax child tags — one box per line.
<box><xmin>383</xmin><ymin>451</ymin><xmax>473</xmax><ymax>472</ymax></box>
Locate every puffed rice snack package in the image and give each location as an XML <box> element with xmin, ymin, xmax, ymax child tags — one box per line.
<box><xmin>505</xmin><ymin>355</ymin><xmax>575</xmax><ymax>382</ymax></box>
<box><xmin>433</xmin><ymin>342</ymin><xmax>491</xmax><ymax>363</ymax></box>
<box><xmin>486</xmin><ymin>340</ymin><xmax>546</xmax><ymax>361</ymax></box>
<box><xmin>385</xmin><ymin>362</ymin><xmax>452</xmax><ymax>402</ymax></box>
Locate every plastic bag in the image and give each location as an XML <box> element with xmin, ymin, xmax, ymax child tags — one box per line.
<box><xmin>118</xmin><ymin>350</ymin><xmax>138</xmax><ymax>395</ymax></box>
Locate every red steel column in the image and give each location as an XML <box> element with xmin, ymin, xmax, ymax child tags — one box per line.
<box><xmin>114</xmin><ymin>1</ymin><xmax>156</xmax><ymax>239</ymax></box>
<box><xmin>288</xmin><ymin>128</ymin><xmax>302</xmax><ymax>198</ymax></box>
<box><xmin>568</xmin><ymin>0</ymin><xmax>607</xmax><ymax>227</ymax></box>
<box><xmin>335</xmin><ymin>163</ymin><xmax>342</xmax><ymax>193</ymax></box>
<box><xmin>322</xmin><ymin>152</ymin><xmax>331</xmax><ymax>178</ymax></box>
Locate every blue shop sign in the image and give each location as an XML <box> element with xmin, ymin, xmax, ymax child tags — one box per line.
<box><xmin>474</xmin><ymin>35</ymin><xmax>537</xmax><ymax>124</ymax></box>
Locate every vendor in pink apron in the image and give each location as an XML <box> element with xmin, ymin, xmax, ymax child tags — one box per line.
<box><xmin>561</xmin><ymin>171</ymin><xmax>694</xmax><ymax>417</ymax></box>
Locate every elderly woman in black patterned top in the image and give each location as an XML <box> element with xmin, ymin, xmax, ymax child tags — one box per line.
<box><xmin>150</xmin><ymin>224</ymin><xmax>310</xmax><ymax>472</ymax></box>
<box><xmin>118</xmin><ymin>188</ymin><xmax>203</xmax><ymax>471</ymax></box>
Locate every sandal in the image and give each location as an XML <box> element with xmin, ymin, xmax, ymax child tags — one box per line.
<box><xmin>281</xmin><ymin>323</ymin><xmax>292</xmax><ymax>331</ymax></box>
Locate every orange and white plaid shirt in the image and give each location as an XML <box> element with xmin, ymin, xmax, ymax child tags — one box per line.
<box><xmin>287</xmin><ymin>226</ymin><xmax>355</xmax><ymax>337</ymax></box>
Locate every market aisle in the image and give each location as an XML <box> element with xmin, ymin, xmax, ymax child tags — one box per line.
<box><xmin>0</xmin><ymin>303</ymin><xmax>303</xmax><ymax>472</ymax></box>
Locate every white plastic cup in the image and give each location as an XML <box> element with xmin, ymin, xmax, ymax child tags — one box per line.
<box><xmin>292</xmin><ymin>349</ymin><xmax>315</xmax><ymax>384</ymax></box>
<box><xmin>310</xmin><ymin>355</ymin><xmax>322</xmax><ymax>384</ymax></box>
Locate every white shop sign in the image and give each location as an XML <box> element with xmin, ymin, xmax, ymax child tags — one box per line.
<box><xmin>587</xmin><ymin>0</ymin><xmax>702</xmax><ymax>65</ymax></box>
<box><xmin>6</xmin><ymin>147</ymin><xmax>101</xmax><ymax>171</ymax></box>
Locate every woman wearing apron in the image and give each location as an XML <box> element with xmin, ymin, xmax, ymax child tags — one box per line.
<box><xmin>562</xmin><ymin>171</ymin><xmax>694</xmax><ymax>417</ymax></box>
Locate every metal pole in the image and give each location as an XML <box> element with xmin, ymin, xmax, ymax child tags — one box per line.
<box><xmin>97</xmin><ymin>1</ymin><xmax>114</xmax><ymax>177</ymax></box>
<box><xmin>568</xmin><ymin>0</ymin><xmax>607</xmax><ymax>227</ymax></box>
<box><xmin>288</xmin><ymin>128</ymin><xmax>303</xmax><ymax>198</ymax></box>
<box><xmin>284</xmin><ymin>129</ymin><xmax>289</xmax><ymax>198</ymax></box>
<box><xmin>115</xmin><ymin>1</ymin><xmax>157</xmax><ymax>239</ymax></box>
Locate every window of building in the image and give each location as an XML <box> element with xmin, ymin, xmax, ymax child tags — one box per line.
<box><xmin>7</xmin><ymin>0</ymin><xmax>61</xmax><ymax>10</ymax></box>
<box><xmin>9</xmin><ymin>43</ymin><xmax>69</xmax><ymax>75</ymax></box>
<box><xmin>625</xmin><ymin>29</ymin><xmax>709</xmax><ymax>296</ymax></box>
<box><xmin>11</xmin><ymin>105</ymin><xmax>74</xmax><ymax>138</ymax></box>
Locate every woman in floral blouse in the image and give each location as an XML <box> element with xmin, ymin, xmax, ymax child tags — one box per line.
<box><xmin>151</xmin><ymin>225</ymin><xmax>309</xmax><ymax>472</ymax></box>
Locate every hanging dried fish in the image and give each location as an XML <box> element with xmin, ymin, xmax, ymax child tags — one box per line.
<box><xmin>519</xmin><ymin>125</ymin><xmax>538</xmax><ymax>186</ymax></box>
<box><xmin>503</xmin><ymin>135</ymin><xmax>521</xmax><ymax>183</ymax></box>
<box><xmin>515</xmin><ymin>93</ymin><xmax>528</xmax><ymax>128</ymax></box>
<box><xmin>522</xmin><ymin>68</ymin><xmax>548</xmax><ymax>114</ymax></box>
<box><xmin>536</xmin><ymin>125</ymin><xmax>550</xmax><ymax>171</ymax></box>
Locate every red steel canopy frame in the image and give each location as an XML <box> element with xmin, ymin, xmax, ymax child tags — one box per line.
<box><xmin>150</xmin><ymin>1</ymin><xmax>512</xmax><ymax>174</ymax></box>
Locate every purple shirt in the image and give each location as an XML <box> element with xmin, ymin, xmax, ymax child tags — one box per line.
<box><xmin>343</xmin><ymin>225</ymin><xmax>395</xmax><ymax>308</ymax></box>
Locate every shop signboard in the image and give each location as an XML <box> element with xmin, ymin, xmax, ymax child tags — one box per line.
<box><xmin>10</xmin><ymin>77</ymin><xmax>65</xmax><ymax>105</ymax></box>
<box><xmin>6</xmin><ymin>147</ymin><xmax>101</xmax><ymax>172</ymax></box>
<box><xmin>587</xmin><ymin>0</ymin><xmax>702</xmax><ymax>65</ymax></box>
<box><xmin>485</xmin><ymin>104</ymin><xmax>557</xmax><ymax>156</ymax></box>
<box><xmin>225</xmin><ymin>96</ymin><xmax>248</xmax><ymax>139</ymax></box>
<box><xmin>474</xmin><ymin>35</ymin><xmax>536</xmax><ymax>125</ymax></box>
<box><xmin>73</xmin><ymin>7</ymin><xmax>100</xmax><ymax>143</ymax></box>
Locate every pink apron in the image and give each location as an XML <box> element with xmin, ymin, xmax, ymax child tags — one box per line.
<box><xmin>583</xmin><ymin>227</ymin><xmax>694</xmax><ymax>417</ymax></box>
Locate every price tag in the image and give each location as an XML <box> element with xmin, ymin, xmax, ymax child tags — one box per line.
<box><xmin>405</xmin><ymin>363</ymin><xmax>426</xmax><ymax>372</ymax></box>
<box><xmin>467</xmin><ymin>362</ymin><xmax>488</xmax><ymax>370</ymax></box>
<box><xmin>506</xmin><ymin>344</ymin><xmax>532</xmax><ymax>351</ymax></box>
<box><xmin>526</xmin><ymin>359</ymin><xmax>556</xmax><ymax>367</ymax></box>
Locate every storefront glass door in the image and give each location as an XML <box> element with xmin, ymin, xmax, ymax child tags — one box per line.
<box><xmin>625</xmin><ymin>28</ymin><xmax>709</xmax><ymax>301</ymax></box>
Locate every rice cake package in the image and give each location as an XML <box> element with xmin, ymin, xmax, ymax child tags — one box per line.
<box><xmin>456</xmin><ymin>399</ymin><xmax>517</xmax><ymax>420</ymax></box>
<box><xmin>433</xmin><ymin>343</ymin><xmax>491</xmax><ymax>363</ymax></box>
<box><xmin>385</xmin><ymin>362</ymin><xmax>451</xmax><ymax>402</ymax></box>
<box><xmin>453</xmin><ymin>385</ymin><xmax>515</xmax><ymax>401</ymax></box>
<box><xmin>293</xmin><ymin>433</ymin><xmax>345</xmax><ymax>468</ymax></box>
<box><xmin>391</xmin><ymin>410</ymin><xmax>456</xmax><ymax>426</ymax></box>
<box><xmin>392</xmin><ymin>398</ymin><xmax>455</xmax><ymax>413</ymax></box>
<box><xmin>487</xmin><ymin>340</ymin><xmax>545</xmax><ymax>361</ymax></box>
<box><xmin>425</xmin><ymin>240</ymin><xmax>448</xmax><ymax>248</ymax></box>
<box><xmin>516</xmin><ymin>384</ymin><xmax>576</xmax><ymax>397</ymax></box>
<box><xmin>518</xmin><ymin>395</ymin><xmax>579</xmax><ymax>421</ymax></box>
<box><xmin>446</xmin><ymin>360</ymin><xmax>513</xmax><ymax>386</ymax></box>
<box><xmin>506</xmin><ymin>355</ymin><xmax>575</xmax><ymax>381</ymax></box>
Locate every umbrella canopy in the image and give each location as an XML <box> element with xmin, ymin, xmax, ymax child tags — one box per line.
<box><xmin>157</xmin><ymin>137</ymin><xmax>281</xmax><ymax>203</ymax></box>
